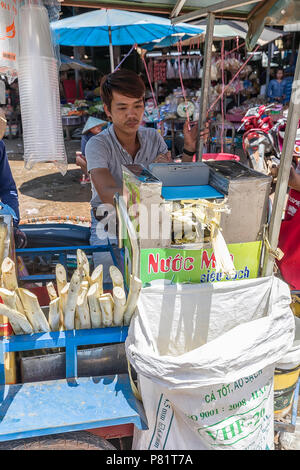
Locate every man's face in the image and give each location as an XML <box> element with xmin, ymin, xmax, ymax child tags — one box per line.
<box><xmin>104</xmin><ymin>91</ymin><xmax>145</xmax><ymax>134</ymax></box>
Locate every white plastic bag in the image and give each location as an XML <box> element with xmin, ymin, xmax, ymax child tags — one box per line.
<box><xmin>126</xmin><ymin>277</ymin><xmax>295</xmax><ymax>450</ymax></box>
<box><xmin>0</xmin><ymin>0</ymin><xmax>19</xmax><ymax>83</ymax></box>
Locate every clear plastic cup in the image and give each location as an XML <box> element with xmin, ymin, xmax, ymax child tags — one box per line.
<box><xmin>19</xmin><ymin>5</ymin><xmax>54</xmax><ymax>58</ymax></box>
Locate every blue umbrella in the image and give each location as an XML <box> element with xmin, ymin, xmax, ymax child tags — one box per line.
<box><xmin>51</xmin><ymin>9</ymin><xmax>203</xmax><ymax>71</ymax></box>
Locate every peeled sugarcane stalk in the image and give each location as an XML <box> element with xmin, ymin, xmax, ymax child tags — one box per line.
<box><xmin>113</xmin><ymin>286</ymin><xmax>126</xmax><ymax>326</ymax></box>
<box><xmin>17</xmin><ymin>288</ymin><xmax>50</xmax><ymax>333</ymax></box>
<box><xmin>90</xmin><ymin>264</ymin><xmax>103</xmax><ymax>296</ymax></box>
<box><xmin>55</xmin><ymin>264</ymin><xmax>67</xmax><ymax>296</ymax></box>
<box><xmin>64</xmin><ymin>269</ymin><xmax>82</xmax><ymax>330</ymax></box>
<box><xmin>0</xmin><ymin>287</ymin><xmax>25</xmax><ymax>323</ymax></box>
<box><xmin>2</xmin><ymin>257</ymin><xmax>18</xmax><ymax>291</ymax></box>
<box><xmin>75</xmin><ymin>311</ymin><xmax>81</xmax><ymax>330</ymax></box>
<box><xmin>0</xmin><ymin>287</ymin><xmax>26</xmax><ymax>386</ymax></box>
<box><xmin>0</xmin><ymin>303</ymin><xmax>33</xmax><ymax>335</ymax></box>
<box><xmin>0</xmin><ymin>288</ymin><xmax>25</xmax><ymax>335</ymax></box>
<box><xmin>0</xmin><ymin>287</ymin><xmax>18</xmax><ymax>310</ymax></box>
<box><xmin>77</xmin><ymin>249</ymin><xmax>90</xmax><ymax>283</ymax></box>
<box><xmin>109</xmin><ymin>265</ymin><xmax>124</xmax><ymax>290</ymax></box>
<box><xmin>124</xmin><ymin>276</ymin><xmax>142</xmax><ymax>326</ymax></box>
<box><xmin>76</xmin><ymin>289</ymin><xmax>91</xmax><ymax>330</ymax></box>
<box><xmin>87</xmin><ymin>283</ymin><xmax>102</xmax><ymax>328</ymax></box>
<box><xmin>0</xmin><ymin>220</ymin><xmax>8</xmax><ymax>268</ymax></box>
<box><xmin>46</xmin><ymin>282</ymin><xmax>57</xmax><ymax>302</ymax></box>
<box><xmin>59</xmin><ymin>282</ymin><xmax>69</xmax><ymax>329</ymax></box>
<box><xmin>15</xmin><ymin>292</ymin><xmax>25</xmax><ymax>315</ymax></box>
<box><xmin>48</xmin><ymin>297</ymin><xmax>60</xmax><ymax>332</ymax></box>
<box><xmin>99</xmin><ymin>293</ymin><xmax>114</xmax><ymax>328</ymax></box>
<box><xmin>211</xmin><ymin>228</ymin><xmax>236</xmax><ymax>278</ymax></box>
<box><xmin>81</xmin><ymin>280</ymin><xmax>89</xmax><ymax>290</ymax></box>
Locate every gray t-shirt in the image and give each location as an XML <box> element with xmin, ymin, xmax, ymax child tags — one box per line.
<box><xmin>85</xmin><ymin>124</ymin><xmax>168</xmax><ymax>208</ymax></box>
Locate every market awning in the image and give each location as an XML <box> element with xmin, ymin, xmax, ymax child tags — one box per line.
<box><xmin>170</xmin><ymin>0</ymin><xmax>300</xmax><ymax>51</ymax></box>
<box><xmin>59</xmin><ymin>1</ymin><xmax>300</xmax><ymax>50</ymax></box>
<box><xmin>143</xmin><ymin>18</ymin><xmax>286</xmax><ymax>49</ymax></box>
<box><xmin>185</xmin><ymin>19</ymin><xmax>286</xmax><ymax>45</ymax></box>
<box><xmin>60</xmin><ymin>54</ymin><xmax>98</xmax><ymax>70</ymax></box>
<box><xmin>60</xmin><ymin>0</ymin><xmax>260</xmax><ymax>18</ymax></box>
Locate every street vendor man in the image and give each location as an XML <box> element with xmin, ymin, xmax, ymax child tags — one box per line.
<box><xmin>85</xmin><ymin>69</ymin><xmax>209</xmax><ymax>280</ymax></box>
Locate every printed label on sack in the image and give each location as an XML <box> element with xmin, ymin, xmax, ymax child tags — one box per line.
<box><xmin>148</xmin><ymin>369</ymin><xmax>274</xmax><ymax>450</ymax></box>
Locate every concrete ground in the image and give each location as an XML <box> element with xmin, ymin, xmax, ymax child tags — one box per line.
<box><xmin>4</xmin><ymin>137</ymin><xmax>91</xmax><ymax>222</ymax></box>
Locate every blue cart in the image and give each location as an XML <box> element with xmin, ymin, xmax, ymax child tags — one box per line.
<box><xmin>0</xmin><ymin>196</ymin><xmax>146</xmax><ymax>450</ymax></box>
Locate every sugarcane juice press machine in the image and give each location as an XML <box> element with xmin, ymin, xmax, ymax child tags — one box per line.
<box><xmin>116</xmin><ymin>160</ymin><xmax>272</xmax><ymax>288</ymax></box>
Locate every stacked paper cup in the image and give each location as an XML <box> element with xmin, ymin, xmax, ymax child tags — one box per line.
<box><xmin>18</xmin><ymin>4</ymin><xmax>67</xmax><ymax>174</ymax></box>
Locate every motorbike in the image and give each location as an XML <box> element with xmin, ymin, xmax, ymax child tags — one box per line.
<box><xmin>238</xmin><ymin>104</ymin><xmax>281</xmax><ymax>175</ymax></box>
<box><xmin>239</xmin><ymin>104</ymin><xmax>300</xmax><ymax>175</ymax></box>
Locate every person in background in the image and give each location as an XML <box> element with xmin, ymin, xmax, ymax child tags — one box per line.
<box><xmin>267</xmin><ymin>68</ymin><xmax>287</xmax><ymax>103</ymax></box>
<box><xmin>76</xmin><ymin>116</ymin><xmax>107</xmax><ymax>184</ymax></box>
<box><xmin>0</xmin><ymin>108</ymin><xmax>26</xmax><ymax>248</ymax></box>
<box><xmin>283</xmin><ymin>68</ymin><xmax>294</xmax><ymax>105</ymax></box>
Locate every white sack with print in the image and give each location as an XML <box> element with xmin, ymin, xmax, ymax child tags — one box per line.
<box><xmin>126</xmin><ymin>277</ymin><xmax>295</xmax><ymax>450</ymax></box>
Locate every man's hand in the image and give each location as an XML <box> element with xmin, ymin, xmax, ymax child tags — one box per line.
<box><xmin>76</xmin><ymin>153</ymin><xmax>88</xmax><ymax>175</ymax></box>
<box><xmin>154</xmin><ymin>151</ymin><xmax>172</xmax><ymax>163</ymax></box>
<box><xmin>183</xmin><ymin>120</ymin><xmax>210</xmax><ymax>153</ymax></box>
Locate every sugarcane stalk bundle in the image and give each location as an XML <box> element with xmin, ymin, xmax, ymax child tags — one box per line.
<box><xmin>0</xmin><ymin>249</ymin><xmax>142</xmax><ymax>335</ymax></box>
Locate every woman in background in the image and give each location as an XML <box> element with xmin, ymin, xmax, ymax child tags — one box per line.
<box><xmin>76</xmin><ymin>116</ymin><xmax>107</xmax><ymax>184</ymax></box>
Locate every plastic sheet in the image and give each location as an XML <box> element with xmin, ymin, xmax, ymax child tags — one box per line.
<box><xmin>18</xmin><ymin>1</ymin><xmax>67</xmax><ymax>175</ymax></box>
<box><xmin>0</xmin><ymin>0</ymin><xmax>19</xmax><ymax>83</ymax></box>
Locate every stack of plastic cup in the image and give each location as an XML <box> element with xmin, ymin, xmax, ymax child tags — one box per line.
<box><xmin>18</xmin><ymin>4</ymin><xmax>67</xmax><ymax>174</ymax></box>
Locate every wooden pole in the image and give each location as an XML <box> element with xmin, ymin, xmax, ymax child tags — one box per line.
<box><xmin>262</xmin><ymin>44</ymin><xmax>300</xmax><ymax>276</ymax></box>
<box><xmin>196</xmin><ymin>12</ymin><xmax>215</xmax><ymax>161</ymax></box>
<box><xmin>265</xmin><ymin>42</ymin><xmax>272</xmax><ymax>97</ymax></box>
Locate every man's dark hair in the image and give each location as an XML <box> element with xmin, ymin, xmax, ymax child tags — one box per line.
<box><xmin>100</xmin><ymin>69</ymin><xmax>145</xmax><ymax>111</ymax></box>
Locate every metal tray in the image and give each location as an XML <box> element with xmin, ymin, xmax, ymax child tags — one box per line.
<box><xmin>20</xmin><ymin>343</ymin><xmax>129</xmax><ymax>383</ymax></box>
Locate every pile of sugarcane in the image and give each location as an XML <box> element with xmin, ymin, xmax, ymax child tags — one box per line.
<box><xmin>0</xmin><ymin>249</ymin><xmax>142</xmax><ymax>335</ymax></box>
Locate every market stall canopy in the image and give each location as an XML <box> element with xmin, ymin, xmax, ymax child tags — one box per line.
<box><xmin>184</xmin><ymin>19</ymin><xmax>286</xmax><ymax>45</ymax></box>
<box><xmin>143</xmin><ymin>18</ymin><xmax>285</xmax><ymax>50</ymax></box>
<box><xmin>60</xmin><ymin>0</ymin><xmax>259</xmax><ymax>17</ymax></box>
<box><xmin>57</xmin><ymin>1</ymin><xmax>300</xmax><ymax>51</ymax></box>
<box><xmin>169</xmin><ymin>0</ymin><xmax>300</xmax><ymax>51</ymax></box>
<box><xmin>60</xmin><ymin>54</ymin><xmax>98</xmax><ymax>71</ymax></box>
<box><xmin>50</xmin><ymin>8</ymin><xmax>204</xmax><ymax>46</ymax></box>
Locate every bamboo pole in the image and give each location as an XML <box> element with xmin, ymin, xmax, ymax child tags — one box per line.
<box><xmin>262</xmin><ymin>44</ymin><xmax>300</xmax><ymax>276</ymax></box>
<box><xmin>196</xmin><ymin>12</ymin><xmax>215</xmax><ymax>161</ymax></box>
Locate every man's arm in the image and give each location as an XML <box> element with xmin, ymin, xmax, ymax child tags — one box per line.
<box><xmin>181</xmin><ymin>120</ymin><xmax>210</xmax><ymax>161</ymax></box>
<box><xmin>90</xmin><ymin>168</ymin><xmax>122</xmax><ymax>206</ymax></box>
<box><xmin>0</xmin><ymin>142</ymin><xmax>19</xmax><ymax>225</ymax></box>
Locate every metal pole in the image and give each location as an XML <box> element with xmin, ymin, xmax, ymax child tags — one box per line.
<box><xmin>196</xmin><ymin>12</ymin><xmax>215</xmax><ymax>161</ymax></box>
<box><xmin>74</xmin><ymin>46</ymin><xmax>80</xmax><ymax>99</ymax></box>
<box><xmin>72</xmin><ymin>7</ymin><xmax>80</xmax><ymax>98</ymax></box>
<box><xmin>265</xmin><ymin>42</ymin><xmax>272</xmax><ymax>97</ymax></box>
<box><xmin>262</xmin><ymin>44</ymin><xmax>300</xmax><ymax>276</ymax></box>
<box><xmin>109</xmin><ymin>26</ymin><xmax>114</xmax><ymax>73</ymax></box>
